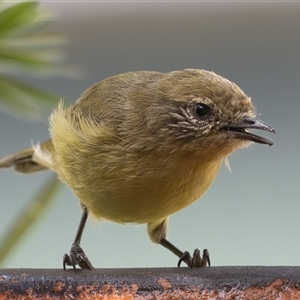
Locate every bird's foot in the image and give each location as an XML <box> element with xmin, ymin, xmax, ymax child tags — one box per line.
<box><xmin>63</xmin><ymin>242</ymin><xmax>94</xmax><ymax>270</ymax></box>
<box><xmin>177</xmin><ymin>248</ymin><xmax>210</xmax><ymax>268</ymax></box>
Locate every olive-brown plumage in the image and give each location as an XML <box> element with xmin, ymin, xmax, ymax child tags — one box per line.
<box><xmin>0</xmin><ymin>69</ymin><xmax>275</xmax><ymax>269</ymax></box>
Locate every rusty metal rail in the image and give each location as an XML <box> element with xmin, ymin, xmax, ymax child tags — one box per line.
<box><xmin>0</xmin><ymin>266</ymin><xmax>300</xmax><ymax>299</ymax></box>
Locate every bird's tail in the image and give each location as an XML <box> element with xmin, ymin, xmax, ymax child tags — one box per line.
<box><xmin>0</xmin><ymin>140</ymin><xmax>53</xmax><ymax>174</ymax></box>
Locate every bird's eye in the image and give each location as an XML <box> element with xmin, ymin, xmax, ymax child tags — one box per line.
<box><xmin>192</xmin><ymin>103</ymin><xmax>211</xmax><ymax>119</ymax></box>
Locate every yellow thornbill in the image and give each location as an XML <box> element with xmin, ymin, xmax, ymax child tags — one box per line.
<box><xmin>0</xmin><ymin>69</ymin><xmax>275</xmax><ymax>269</ymax></box>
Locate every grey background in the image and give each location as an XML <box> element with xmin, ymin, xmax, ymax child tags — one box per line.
<box><xmin>0</xmin><ymin>2</ymin><xmax>299</xmax><ymax>268</ymax></box>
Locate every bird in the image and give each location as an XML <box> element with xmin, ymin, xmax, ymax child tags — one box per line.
<box><xmin>0</xmin><ymin>69</ymin><xmax>275</xmax><ymax>269</ymax></box>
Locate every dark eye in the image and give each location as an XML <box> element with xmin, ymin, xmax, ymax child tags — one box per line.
<box><xmin>192</xmin><ymin>103</ymin><xmax>211</xmax><ymax>119</ymax></box>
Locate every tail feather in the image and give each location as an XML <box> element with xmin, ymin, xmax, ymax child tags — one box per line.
<box><xmin>0</xmin><ymin>146</ymin><xmax>47</xmax><ymax>174</ymax></box>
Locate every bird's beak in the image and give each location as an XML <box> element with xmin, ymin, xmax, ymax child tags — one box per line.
<box><xmin>220</xmin><ymin>116</ymin><xmax>276</xmax><ymax>146</ymax></box>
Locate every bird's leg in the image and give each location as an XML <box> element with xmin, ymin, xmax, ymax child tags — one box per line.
<box><xmin>148</xmin><ymin>218</ymin><xmax>210</xmax><ymax>268</ymax></box>
<box><xmin>63</xmin><ymin>205</ymin><xmax>94</xmax><ymax>270</ymax></box>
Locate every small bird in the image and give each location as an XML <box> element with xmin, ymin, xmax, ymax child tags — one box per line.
<box><xmin>0</xmin><ymin>69</ymin><xmax>275</xmax><ymax>269</ymax></box>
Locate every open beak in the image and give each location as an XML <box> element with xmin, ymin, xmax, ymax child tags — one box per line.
<box><xmin>220</xmin><ymin>116</ymin><xmax>276</xmax><ymax>146</ymax></box>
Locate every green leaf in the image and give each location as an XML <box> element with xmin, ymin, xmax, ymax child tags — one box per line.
<box><xmin>0</xmin><ymin>2</ymin><xmax>38</xmax><ymax>35</ymax></box>
<box><xmin>0</xmin><ymin>176</ymin><xmax>61</xmax><ymax>265</ymax></box>
<box><xmin>0</xmin><ymin>47</ymin><xmax>66</xmax><ymax>71</ymax></box>
<box><xmin>0</xmin><ymin>76</ymin><xmax>59</xmax><ymax>119</ymax></box>
<box><xmin>1</xmin><ymin>34</ymin><xmax>68</xmax><ymax>51</ymax></box>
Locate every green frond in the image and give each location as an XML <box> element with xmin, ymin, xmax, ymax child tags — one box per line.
<box><xmin>0</xmin><ymin>1</ymin><xmax>82</xmax><ymax>118</ymax></box>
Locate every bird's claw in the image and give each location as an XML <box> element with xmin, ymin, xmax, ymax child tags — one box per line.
<box><xmin>177</xmin><ymin>248</ymin><xmax>210</xmax><ymax>268</ymax></box>
<box><xmin>63</xmin><ymin>242</ymin><xmax>94</xmax><ymax>270</ymax></box>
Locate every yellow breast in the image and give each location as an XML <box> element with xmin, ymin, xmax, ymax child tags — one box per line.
<box><xmin>73</xmin><ymin>152</ymin><xmax>222</xmax><ymax>224</ymax></box>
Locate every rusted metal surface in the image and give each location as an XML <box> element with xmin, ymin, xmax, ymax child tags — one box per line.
<box><xmin>0</xmin><ymin>266</ymin><xmax>300</xmax><ymax>299</ymax></box>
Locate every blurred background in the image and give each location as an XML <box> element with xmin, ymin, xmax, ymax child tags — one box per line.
<box><xmin>0</xmin><ymin>1</ymin><xmax>299</xmax><ymax>269</ymax></box>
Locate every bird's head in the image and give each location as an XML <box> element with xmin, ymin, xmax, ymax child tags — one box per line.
<box><xmin>149</xmin><ymin>69</ymin><xmax>275</xmax><ymax>160</ymax></box>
